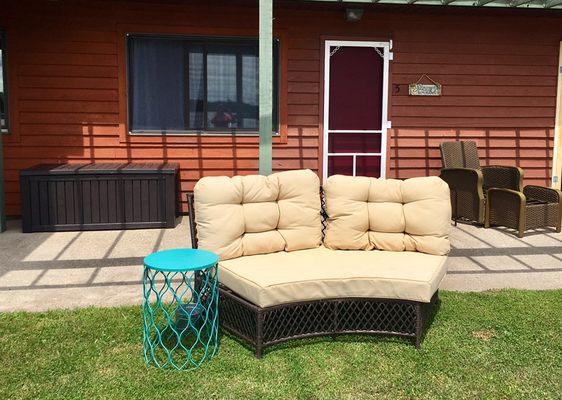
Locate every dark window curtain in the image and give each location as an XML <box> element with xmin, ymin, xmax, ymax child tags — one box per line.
<box><xmin>188</xmin><ymin>45</ymin><xmax>205</xmax><ymax>129</ymax></box>
<box><xmin>129</xmin><ymin>38</ymin><xmax>186</xmax><ymax>132</ymax></box>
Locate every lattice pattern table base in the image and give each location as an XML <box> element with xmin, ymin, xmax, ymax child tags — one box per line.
<box><xmin>143</xmin><ymin>267</ymin><xmax>218</xmax><ymax>370</ymax></box>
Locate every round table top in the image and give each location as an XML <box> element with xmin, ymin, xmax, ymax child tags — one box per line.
<box><xmin>143</xmin><ymin>248</ymin><xmax>219</xmax><ymax>272</ymax></box>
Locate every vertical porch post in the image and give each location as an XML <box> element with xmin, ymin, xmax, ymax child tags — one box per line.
<box><xmin>258</xmin><ymin>0</ymin><xmax>273</xmax><ymax>175</ymax></box>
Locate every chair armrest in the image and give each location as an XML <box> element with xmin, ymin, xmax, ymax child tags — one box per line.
<box><xmin>481</xmin><ymin>165</ymin><xmax>524</xmax><ymax>192</ymax></box>
<box><xmin>523</xmin><ymin>185</ymin><xmax>562</xmax><ymax>205</ymax></box>
<box><xmin>439</xmin><ymin>167</ymin><xmax>483</xmax><ymax>194</ymax></box>
<box><xmin>440</xmin><ymin>168</ymin><xmax>485</xmax><ymax>223</ymax></box>
<box><xmin>485</xmin><ymin>188</ymin><xmax>526</xmax><ymax>232</ymax></box>
<box><xmin>485</xmin><ymin>188</ymin><xmax>526</xmax><ymax>234</ymax></box>
<box><xmin>487</xmin><ymin>187</ymin><xmax>525</xmax><ymax>203</ymax></box>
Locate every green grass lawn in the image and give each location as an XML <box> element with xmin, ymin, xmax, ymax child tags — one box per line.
<box><xmin>1</xmin><ymin>290</ymin><xmax>561</xmax><ymax>400</ymax></box>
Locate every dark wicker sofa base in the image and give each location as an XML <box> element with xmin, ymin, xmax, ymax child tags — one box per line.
<box><xmin>220</xmin><ymin>284</ymin><xmax>439</xmax><ymax>358</ymax></box>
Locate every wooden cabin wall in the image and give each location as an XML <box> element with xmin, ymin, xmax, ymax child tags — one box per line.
<box><xmin>1</xmin><ymin>0</ymin><xmax>560</xmax><ymax>215</ymax></box>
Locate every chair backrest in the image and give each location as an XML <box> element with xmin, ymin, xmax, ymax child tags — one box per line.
<box><xmin>440</xmin><ymin>141</ymin><xmax>481</xmax><ymax>170</ymax></box>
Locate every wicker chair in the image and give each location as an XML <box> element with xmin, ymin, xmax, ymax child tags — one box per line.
<box><xmin>439</xmin><ymin>141</ymin><xmax>523</xmax><ymax>224</ymax></box>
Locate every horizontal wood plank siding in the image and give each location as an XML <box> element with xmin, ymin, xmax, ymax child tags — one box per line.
<box><xmin>1</xmin><ymin>0</ymin><xmax>561</xmax><ymax>215</ymax></box>
<box><xmin>388</xmin><ymin>12</ymin><xmax>558</xmax><ymax>185</ymax></box>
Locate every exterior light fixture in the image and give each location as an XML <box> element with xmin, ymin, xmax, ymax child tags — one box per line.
<box><xmin>345</xmin><ymin>8</ymin><xmax>364</xmax><ymax>22</ymax></box>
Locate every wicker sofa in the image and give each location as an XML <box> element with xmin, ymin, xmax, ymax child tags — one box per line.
<box><xmin>188</xmin><ymin>169</ymin><xmax>451</xmax><ymax>357</ymax></box>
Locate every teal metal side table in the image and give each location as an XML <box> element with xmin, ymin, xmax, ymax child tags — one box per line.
<box><xmin>143</xmin><ymin>248</ymin><xmax>219</xmax><ymax>370</ymax></box>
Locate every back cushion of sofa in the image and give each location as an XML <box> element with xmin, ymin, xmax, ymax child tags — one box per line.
<box><xmin>193</xmin><ymin>176</ymin><xmax>245</xmax><ymax>260</ymax></box>
<box><xmin>401</xmin><ymin>177</ymin><xmax>452</xmax><ymax>255</ymax></box>
<box><xmin>239</xmin><ymin>174</ymin><xmax>286</xmax><ymax>257</ymax></box>
<box><xmin>275</xmin><ymin>169</ymin><xmax>323</xmax><ymax>251</ymax></box>
<box><xmin>323</xmin><ymin>175</ymin><xmax>451</xmax><ymax>255</ymax></box>
<box><xmin>323</xmin><ymin>175</ymin><xmax>371</xmax><ymax>250</ymax></box>
<box><xmin>194</xmin><ymin>169</ymin><xmax>322</xmax><ymax>260</ymax></box>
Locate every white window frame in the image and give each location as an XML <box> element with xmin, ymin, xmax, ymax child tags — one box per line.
<box><xmin>125</xmin><ymin>34</ymin><xmax>281</xmax><ymax>136</ymax></box>
<box><xmin>322</xmin><ymin>40</ymin><xmax>391</xmax><ymax>181</ymax></box>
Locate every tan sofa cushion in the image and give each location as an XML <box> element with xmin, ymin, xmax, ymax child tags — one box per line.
<box><xmin>323</xmin><ymin>175</ymin><xmax>451</xmax><ymax>255</ymax></box>
<box><xmin>194</xmin><ymin>169</ymin><xmax>322</xmax><ymax>260</ymax></box>
<box><xmin>322</xmin><ymin>175</ymin><xmax>371</xmax><ymax>250</ymax></box>
<box><xmin>192</xmin><ymin>176</ymin><xmax>245</xmax><ymax>260</ymax></box>
<box><xmin>275</xmin><ymin>169</ymin><xmax>323</xmax><ymax>251</ymax></box>
<box><xmin>219</xmin><ymin>246</ymin><xmax>447</xmax><ymax>307</ymax></box>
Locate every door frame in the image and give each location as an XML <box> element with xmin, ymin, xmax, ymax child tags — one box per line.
<box><xmin>322</xmin><ymin>40</ymin><xmax>391</xmax><ymax>182</ymax></box>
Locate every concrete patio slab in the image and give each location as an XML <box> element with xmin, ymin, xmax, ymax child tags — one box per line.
<box><xmin>0</xmin><ymin>217</ymin><xmax>560</xmax><ymax>312</ymax></box>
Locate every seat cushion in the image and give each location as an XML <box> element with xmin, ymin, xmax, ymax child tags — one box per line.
<box><xmin>219</xmin><ymin>246</ymin><xmax>447</xmax><ymax>307</ymax></box>
<box><xmin>323</xmin><ymin>175</ymin><xmax>451</xmax><ymax>256</ymax></box>
<box><xmin>194</xmin><ymin>169</ymin><xmax>322</xmax><ymax>260</ymax></box>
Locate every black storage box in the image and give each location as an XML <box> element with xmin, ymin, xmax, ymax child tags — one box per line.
<box><xmin>20</xmin><ymin>163</ymin><xmax>179</xmax><ymax>232</ymax></box>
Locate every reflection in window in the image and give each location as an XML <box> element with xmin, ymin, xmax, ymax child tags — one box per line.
<box><xmin>0</xmin><ymin>30</ymin><xmax>7</xmax><ymax>132</ymax></box>
<box><xmin>127</xmin><ymin>35</ymin><xmax>279</xmax><ymax>134</ymax></box>
<box><xmin>207</xmin><ymin>50</ymin><xmax>238</xmax><ymax>129</ymax></box>
<box><xmin>242</xmin><ymin>54</ymin><xmax>259</xmax><ymax>129</ymax></box>
<box><xmin>188</xmin><ymin>48</ymin><xmax>204</xmax><ymax>129</ymax></box>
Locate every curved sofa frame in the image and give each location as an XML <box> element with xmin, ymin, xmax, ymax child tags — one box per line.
<box><xmin>187</xmin><ymin>192</ymin><xmax>439</xmax><ymax>358</ymax></box>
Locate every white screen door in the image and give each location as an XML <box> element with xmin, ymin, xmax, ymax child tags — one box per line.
<box><xmin>323</xmin><ymin>40</ymin><xmax>390</xmax><ymax>181</ymax></box>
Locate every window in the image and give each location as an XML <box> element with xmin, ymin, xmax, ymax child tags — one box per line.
<box><xmin>0</xmin><ymin>30</ymin><xmax>8</xmax><ymax>132</ymax></box>
<box><xmin>127</xmin><ymin>35</ymin><xmax>279</xmax><ymax>134</ymax></box>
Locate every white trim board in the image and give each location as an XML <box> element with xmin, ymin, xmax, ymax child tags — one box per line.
<box><xmin>552</xmin><ymin>41</ymin><xmax>562</xmax><ymax>189</ymax></box>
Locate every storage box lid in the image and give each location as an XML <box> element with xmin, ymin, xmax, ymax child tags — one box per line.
<box><xmin>20</xmin><ymin>164</ymin><xmax>89</xmax><ymax>176</ymax></box>
<box><xmin>21</xmin><ymin>163</ymin><xmax>179</xmax><ymax>176</ymax></box>
<box><xmin>76</xmin><ymin>163</ymin><xmax>128</xmax><ymax>174</ymax></box>
<box><xmin>119</xmin><ymin>163</ymin><xmax>179</xmax><ymax>174</ymax></box>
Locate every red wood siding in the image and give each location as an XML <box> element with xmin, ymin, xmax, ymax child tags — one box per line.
<box><xmin>1</xmin><ymin>0</ymin><xmax>561</xmax><ymax>216</ymax></box>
